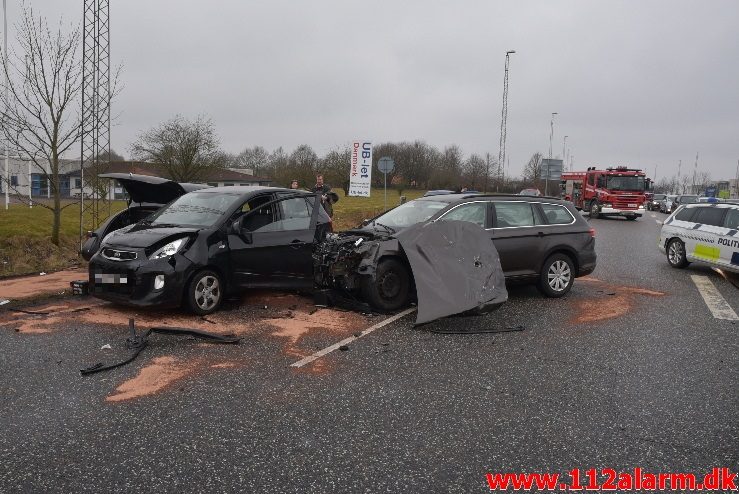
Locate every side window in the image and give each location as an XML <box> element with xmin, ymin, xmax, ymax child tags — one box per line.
<box><xmin>494</xmin><ymin>202</ymin><xmax>535</xmax><ymax>228</ymax></box>
<box><xmin>439</xmin><ymin>202</ymin><xmax>487</xmax><ymax>228</ymax></box>
<box><xmin>276</xmin><ymin>197</ymin><xmax>312</xmax><ymax>231</ymax></box>
<box><xmin>240</xmin><ymin>195</ymin><xmax>278</xmax><ymax>232</ymax></box>
<box><xmin>540</xmin><ymin>203</ymin><xmax>574</xmax><ymax>224</ymax></box>
<box><xmin>723</xmin><ymin>208</ymin><xmax>739</xmax><ymax>229</ymax></box>
<box><xmin>692</xmin><ymin>207</ymin><xmax>726</xmax><ymax>227</ymax></box>
<box><xmin>587</xmin><ymin>174</ymin><xmax>594</xmax><ymax>186</ymax></box>
<box><xmin>674</xmin><ymin>207</ymin><xmax>696</xmax><ymax>222</ymax></box>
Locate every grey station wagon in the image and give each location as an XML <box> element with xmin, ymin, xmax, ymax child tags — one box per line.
<box><xmin>354</xmin><ymin>193</ymin><xmax>597</xmax><ymax>297</ymax></box>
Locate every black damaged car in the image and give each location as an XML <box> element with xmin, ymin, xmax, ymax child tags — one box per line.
<box><xmin>89</xmin><ymin>186</ymin><xmax>333</xmax><ymax>315</ymax></box>
<box><xmin>89</xmin><ymin>186</ymin><xmax>510</xmax><ymax>323</ymax></box>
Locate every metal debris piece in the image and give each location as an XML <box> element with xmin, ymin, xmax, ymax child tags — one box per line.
<box><xmin>422</xmin><ymin>324</ymin><xmax>525</xmax><ymax>335</ymax></box>
<box><xmin>0</xmin><ymin>300</ymin><xmax>9</xmax><ymax>306</ymax></box>
<box><xmin>80</xmin><ymin>318</ymin><xmax>240</xmax><ymax>376</ymax></box>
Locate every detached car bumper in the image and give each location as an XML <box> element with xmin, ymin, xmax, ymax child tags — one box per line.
<box><xmin>88</xmin><ymin>253</ymin><xmax>195</xmax><ymax>308</ymax></box>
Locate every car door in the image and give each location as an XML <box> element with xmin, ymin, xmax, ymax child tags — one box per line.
<box><xmin>489</xmin><ymin>200</ymin><xmax>545</xmax><ymax>278</ymax></box>
<box><xmin>720</xmin><ymin>207</ymin><xmax>739</xmax><ymax>268</ymax></box>
<box><xmin>228</xmin><ymin>194</ymin><xmax>319</xmax><ymax>288</ymax></box>
<box><xmin>687</xmin><ymin>206</ymin><xmax>727</xmax><ymax>264</ymax></box>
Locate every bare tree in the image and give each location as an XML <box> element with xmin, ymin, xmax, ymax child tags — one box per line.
<box><xmin>235</xmin><ymin>145</ymin><xmax>269</xmax><ymax>176</ymax></box>
<box><xmin>130</xmin><ymin>115</ymin><xmax>224</xmax><ymax>182</ymax></box>
<box><xmin>462</xmin><ymin>154</ymin><xmax>487</xmax><ymax>190</ymax></box>
<box><xmin>523</xmin><ymin>152</ymin><xmax>544</xmax><ymax>185</ymax></box>
<box><xmin>0</xmin><ymin>8</ymin><xmax>82</xmax><ymax>245</ymax></box>
<box><xmin>320</xmin><ymin>145</ymin><xmax>352</xmax><ymax>195</ymax></box>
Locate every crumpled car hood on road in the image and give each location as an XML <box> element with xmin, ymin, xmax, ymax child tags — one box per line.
<box><xmin>394</xmin><ymin>220</ymin><xmax>508</xmax><ymax>324</ymax></box>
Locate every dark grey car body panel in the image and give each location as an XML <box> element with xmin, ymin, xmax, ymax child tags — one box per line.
<box><xmin>395</xmin><ymin>221</ymin><xmax>507</xmax><ymax>324</ymax></box>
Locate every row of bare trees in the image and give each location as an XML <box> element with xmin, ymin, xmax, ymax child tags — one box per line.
<box><xmin>654</xmin><ymin>172</ymin><xmax>712</xmax><ymax>195</ymax></box>
<box><xmin>226</xmin><ymin>141</ymin><xmax>524</xmax><ymax>195</ymax></box>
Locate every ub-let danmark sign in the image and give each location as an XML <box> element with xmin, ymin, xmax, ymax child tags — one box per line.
<box><xmin>348</xmin><ymin>140</ymin><xmax>372</xmax><ymax>197</ymax></box>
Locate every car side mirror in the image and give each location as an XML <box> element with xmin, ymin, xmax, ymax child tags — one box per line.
<box><xmin>232</xmin><ymin>217</ymin><xmax>253</xmax><ymax>243</ymax></box>
<box><xmin>361</xmin><ymin>219</ymin><xmax>371</xmax><ymax>227</ymax></box>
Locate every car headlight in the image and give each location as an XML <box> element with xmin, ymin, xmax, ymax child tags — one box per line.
<box><xmin>149</xmin><ymin>238</ymin><xmax>187</xmax><ymax>260</ymax></box>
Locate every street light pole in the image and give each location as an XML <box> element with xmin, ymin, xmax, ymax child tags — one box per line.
<box><xmin>497</xmin><ymin>50</ymin><xmax>515</xmax><ymax>192</ymax></box>
<box><xmin>563</xmin><ymin>135</ymin><xmax>568</xmax><ymax>164</ymax></box>
<box><xmin>546</xmin><ymin>112</ymin><xmax>557</xmax><ymax>195</ymax></box>
<box><xmin>3</xmin><ymin>0</ymin><xmax>8</xmax><ymax>210</ymax></box>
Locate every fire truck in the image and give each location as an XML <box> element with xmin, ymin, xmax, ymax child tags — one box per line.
<box><xmin>560</xmin><ymin>166</ymin><xmax>649</xmax><ymax>220</ymax></box>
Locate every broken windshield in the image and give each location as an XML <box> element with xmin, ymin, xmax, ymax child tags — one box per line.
<box><xmin>146</xmin><ymin>192</ymin><xmax>241</xmax><ymax>227</ymax></box>
<box><xmin>372</xmin><ymin>200</ymin><xmax>448</xmax><ymax>229</ymax></box>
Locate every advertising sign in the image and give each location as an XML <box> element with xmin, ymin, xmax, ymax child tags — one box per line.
<box><xmin>349</xmin><ymin>140</ymin><xmax>372</xmax><ymax>197</ymax></box>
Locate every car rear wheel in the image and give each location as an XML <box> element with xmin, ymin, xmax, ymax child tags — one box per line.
<box><xmin>361</xmin><ymin>258</ymin><xmax>410</xmax><ymax>311</ymax></box>
<box><xmin>667</xmin><ymin>239</ymin><xmax>689</xmax><ymax>269</ymax></box>
<box><xmin>626</xmin><ymin>215</ymin><xmax>637</xmax><ymax>221</ymax></box>
<box><xmin>187</xmin><ymin>269</ymin><xmax>223</xmax><ymax>315</ymax></box>
<box><xmin>538</xmin><ymin>254</ymin><xmax>575</xmax><ymax>298</ymax></box>
<box><xmin>589</xmin><ymin>200</ymin><xmax>600</xmax><ymax>219</ymax></box>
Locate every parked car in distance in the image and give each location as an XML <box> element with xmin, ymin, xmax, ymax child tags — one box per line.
<box><xmin>647</xmin><ymin>193</ymin><xmax>666</xmax><ymax>211</ymax></box>
<box><xmin>519</xmin><ymin>188</ymin><xmax>542</xmax><ymax>197</ymax></box>
<box><xmin>80</xmin><ymin>173</ymin><xmax>209</xmax><ymax>261</ymax></box>
<box><xmin>659</xmin><ymin>202</ymin><xmax>739</xmax><ymax>274</ymax></box>
<box><xmin>673</xmin><ymin>195</ymin><xmax>699</xmax><ymax>210</ymax></box>
<box><xmin>423</xmin><ymin>190</ymin><xmax>455</xmax><ymax>197</ymax></box>
<box><xmin>354</xmin><ymin>193</ymin><xmax>596</xmax><ymax>297</ymax></box>
<box><xmin>659</xmin><ymin>194</ymin><xmax>677</xmax><ymax>213</ymax></box>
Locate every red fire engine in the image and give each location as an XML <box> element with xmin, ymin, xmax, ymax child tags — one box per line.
<box><xmin>560</xmin><ymin>166</ymin><xmax>649</xmax><ymax>220</ymax></box>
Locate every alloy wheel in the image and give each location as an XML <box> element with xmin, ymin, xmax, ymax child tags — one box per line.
<box><xmin>194</xmin><ymin>275</ymin><xmax>220</xmax><ymax>311</ymax></box>
<box><xmin>547</xmin><ymin>260</ymin><xmax>572</xmax><ymax>292</ymax></box>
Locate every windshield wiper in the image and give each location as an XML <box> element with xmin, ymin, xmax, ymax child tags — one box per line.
<box><xmin>373</xmin><ymin>222</ymin><xmax>396</xmax><ymax>235</ymax></box>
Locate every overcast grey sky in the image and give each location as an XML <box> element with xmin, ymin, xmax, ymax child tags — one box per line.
<box><xmin>8</xmin><ymin>0</ymin><xmax>739</xmax><ymax>180</ymax></box>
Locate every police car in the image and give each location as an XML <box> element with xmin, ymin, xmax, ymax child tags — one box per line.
<box><xmin>658</xmin><ymin>202</ymin><xmax>739</xmax><ymax>273</ymax></box>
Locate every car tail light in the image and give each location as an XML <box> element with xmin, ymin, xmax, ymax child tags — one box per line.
<box><xmin>588</xmin><ymin>228</ymin><xmax>596</xmax><ymax>238</ymax></box>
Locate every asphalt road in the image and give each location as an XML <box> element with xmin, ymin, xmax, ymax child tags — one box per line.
<box><xmin>1</xmin><ymin>210</ymin><xmax>737</xmax><ymax>493</ymax></box>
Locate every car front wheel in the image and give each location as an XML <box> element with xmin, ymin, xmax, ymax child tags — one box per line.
<box><xmin>538</xmin><ymin>254</ymin><xmax>575</xmax><ymax>298</ymax></box>
<box><xmin>667</xmin><ymin>239</ymin><xmax>689</xmax><ymax>269</ymax></box>
<box><xmin>187</xmin><ymin>269</ymin><xmax>223</xmax><ymax>315</ymax></box>
<box><xmin>361</xmin><ymin>258</ymin><xmax>410</xmax><ymax>311</ymax></box>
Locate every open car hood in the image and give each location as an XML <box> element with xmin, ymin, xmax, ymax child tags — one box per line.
<box><xmin>394</xmin><ymin>220</ymin><xmax>508</xmax><ymax>325</ymax></box>
<box><xmin>98</xmin><ymin>173</ymin><xmax>208</xmax><ymax>205</ymax></box>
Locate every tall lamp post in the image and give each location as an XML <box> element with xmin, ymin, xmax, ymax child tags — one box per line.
<box><xmin>545</xmin><ymin>112</ymin><xmax>557</xmax><ymax>195</ymax></box>
<box><xmin>497</xmin><ymin>50</ymin><xmax>515</xmax><ymax>192</ymax></box>
<box><xmin>3</xmin><ymin>0</ymin><xmax>8</xmax><ymax>210</ymax></box>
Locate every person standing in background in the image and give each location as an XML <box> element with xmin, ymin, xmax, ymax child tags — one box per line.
<box><xmin>312</xmin><ymin>174</ymin><xmax>334</xmax><ymax>218</ymax></box>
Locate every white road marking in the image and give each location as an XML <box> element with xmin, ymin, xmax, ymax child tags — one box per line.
<box><xmin>690</xmin><ymin>275</ymin><xmax>739</xmax><ymax>321</ymax></box>
<box><xmin>655</xmin><ymin>219</ymin><xmax>662</xmax><ymax>225</ymax></box>
<box><xmin>290</xmin><ymin>307</ymin><xmax>417</xmax><ymax>368</ymax></box>
<box><xmin>650</xmin><ymin>213</ymin><xmax>656</xmax><ymax>218</ymax></box>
